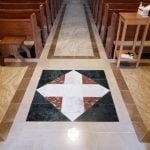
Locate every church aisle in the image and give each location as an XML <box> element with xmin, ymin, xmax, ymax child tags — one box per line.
<box><xmin>47</xmin><ymin>1</ymin><xmax>100</xmax><ymax>58</ymax></box>
<box><xmin>0</xmin><ymin>0</ymin><xmax>150</xmax><ymax>149</ymax></box>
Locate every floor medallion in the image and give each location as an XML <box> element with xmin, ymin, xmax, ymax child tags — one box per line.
<box><xmin>27</xmin><ymin>70</ymin><xmax>119</xmax><ymax>122</ymax></box>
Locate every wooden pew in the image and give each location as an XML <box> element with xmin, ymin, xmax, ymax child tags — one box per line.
<box><xmin>91</xmin><ymin>0</ymin><xmax>97</xmax><ymax>15</ymax></box>
<box><xmin>0</xmin><ymin>52</ymin><xmax>5</xmax><ymax>66</ymax></box>
<box><xmin>100</xmin><ymin>3</ymin><xmax>140</xmax><ymax>43</ymax></box>
<box><xmin>0</xmin><ymin>13</ymin><xmax>43</xmax><ymax>57</ymax></box>
<box><xmin>49</xmin><ymin>0</ymin><xmax>62</xmax><ymax>24</ymax></box>
<box><xmin>57</xmin><ymin>0</ymin><xmax>62</xmax><ymax>13</ymax></box>
<box><xmin>88</xmin><ymin>0</ymin><xmax>150</xmax><ymax>58</ymax></box>
<box><xmin>0</xmin><ymin>6</ymin><xmax>48</xmax><ymax>43</ymax></box>
<box><xmin>93</xmin><ymin>0</ymin><xmax>100</xmax><ymax>25</ymax></box>
<box><xmin>91</xmin><ymin>0</ymin><xmax>150</xmax><ymax>31</ymax></box>
<box><xmin>0</xmin><ymin>0</ymin><xmax>52</xmax><ymax>32</ymax></box>
<box><xmin>0</xmin><ymin>3</ymin><xmax>50</xmax><ymax>33</ymax></box>
<box><xmin>49</xmin><ymin>0</ymin><xmax>55</xmax><ymax>24</ymax></box>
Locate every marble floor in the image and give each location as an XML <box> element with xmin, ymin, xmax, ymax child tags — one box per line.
<box><xmin>0</xmin><ymin>66</ymin><xmax>27</xmax><ymax>122</ymax></box>
<box><xmin>0</xmin><ymin>0</ymin><xmax>150</xmax><ymax>149</ymax></box>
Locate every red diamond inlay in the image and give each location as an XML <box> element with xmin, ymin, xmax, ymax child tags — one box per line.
<box><xmin>50</xmin><ymin>75</ymin><xmax>65</xmax><ymax>84</ymax></box>
<box><xmin>83</xmin><ymin>97</ymin><xmax>101</xmax><ymax>110</ymax></box>
<box><xmin>82</xmin><ymin>75</ymin><xmax>97</xmax><ymax>84</ymax></box>
<box><xmin>46</xmin><ymin>97</ymin><xmax>62</xmax><ymax>111</ymax></box>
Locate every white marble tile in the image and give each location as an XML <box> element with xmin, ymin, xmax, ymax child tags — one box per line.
<box><xmin>61</xmin><ymin>96</ymin><xmax>84</xmax><ymax>121</ymax></box>
<box><xmin>54</xmin><ymin>38</ymin><xmax>94</xmax><ymax>56</ymax></box>
<box><xmin>59</xmin><ymin>28</ymin><xmax>90</xmax><ymax>40</ymax></box>
<box><xmin>36</xmin><ymin>70</ymin><xmax>109</xmax><ymax>121</ymax></box>
<box><xmin>37</xmin><ymin>84</ymin><xmax>109</xmax><ymax>98</ymax></box>
<box><xmin>64</xmin><ymin>70</ymin><xmax>82</xmax><ymax>84</ymax></box>
<box><xmin>37</xmin><ymin>70</ymin><xmax>109</xmax><ymax>98</ymax></box>
<box><xmin>37</xmin><ymin>84</ymin><xmax>83</xmax><ymax>97</ymax></box>
<box><xmin>82</xmin><ymin>84</ymin><xmax>109</xmax><ymax>97</ymax></box>
<box><xmin>0</xmin><ymin>124</ymin><xmax>148</xmax><ymax>150</ymax></box>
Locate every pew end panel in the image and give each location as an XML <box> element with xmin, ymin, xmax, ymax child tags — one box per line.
<box><xmin>0</xmin><ymin>13</ymin><xmax>43</xmax><ymax>58</ymax></box>
<box><xmin>0</xmin><ymin>8</ymin><xmax>48</xmax><ymax>44</ymax></box>
<box><xmin>31</xmin><ymin>13</ymin><xmax>43</xmax><ymax>58</ymax></box>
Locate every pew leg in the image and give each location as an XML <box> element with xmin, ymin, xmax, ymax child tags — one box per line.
<box><xmin>41</xmin><ymin>27</ymin><xmax>48</xmax><ymax>45</ymax></box>
<box><xmin>20</xmin><ymin>45</ymin><xmax>31</xmax><ymax>58</ymax></box>
<box><xmin>9</xmin><ymin>45</ymin><xmax>25</xmax><ymax>63</ymax></box>
<box><xmin>13</xmin><ymin>50</ymin><xmax>25</xmax><ymax>63</ymax></box>
<box><xmin>0</xmin><ymin>52</ymin><xmax>5</xmax><ymax>66</ymax></box>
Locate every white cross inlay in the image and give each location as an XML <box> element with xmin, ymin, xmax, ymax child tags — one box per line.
<box><xmin>37</xmin><ymin>71</ymin><xmax>109</xmax><ymax>121</ymax></box>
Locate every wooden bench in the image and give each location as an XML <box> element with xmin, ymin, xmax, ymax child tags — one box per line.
<box><xmin>49</xmin><ymin>0</ymin><xmax>55</xmax><ymax>23</ymax></box>
<box><xmin>0</xmin><ymin>0</ymin><xmax>63</xmax><ymax>26</ymax></box>
<box><xmin>88</xmin><ymin>0</ymin><xmax>150</xmax><ymax>58</ymax></box>
<box><xmin>47</xmin><ymin>0</ymin><xmax>62</xmax><ymax>24</ymax></box>
<box><xmin>57</xmin><ymin>0</ymin><xmax>62</xmax><ymax>14</ymax></box>
<box><xmin>0</xmin><ymin>0</ymin><xmax>52</xmax><ymax>32</ymax></box>
<box><xmin>0</xmin><ymin>6</ymin><xmax>48</xmax><ymax>44</ymax></box>
<box><xmin>0</xmin><ymin>13</ymin><xmax>43</xmax><ymax>58</ymax></box>
<box><xmin>89</xmin><ymin>0</ymin><xmax>150</xmax><ymax>30</ymax></box>
<box><xmin>0</xmin><ymin>52</ymin><xmax>4</xmax><ymax>66</ymax></box>
<box><xmin>93</xmin><ymin>0</ymin><xmax>100</xmax><ymax>24</ymax></box>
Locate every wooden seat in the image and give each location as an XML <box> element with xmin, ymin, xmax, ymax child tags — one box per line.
<box><xmin>0</xmin><ymin>36</ymin><xmax>31</xmax><ymax>64</ymax></box>
<box><xmin>0</xmin><ymin>36</ymin><xmax>26</xmax><ymax>45</ymax></box>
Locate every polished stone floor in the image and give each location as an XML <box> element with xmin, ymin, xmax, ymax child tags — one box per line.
<box><xmin>0</xmin><ymin>0</ymin><xmax>150</xmax><ymax>149</ymax></box>
<box><xmin>27</xmin><ymin>70</ymin><xmax>118</xmax><ymax>122</ymax></box>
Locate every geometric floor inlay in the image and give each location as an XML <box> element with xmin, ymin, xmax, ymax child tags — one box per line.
<box><xmin>27</xmin><ymin>70</ymin><xmax>119</xmax><ymax>122</ymax></box>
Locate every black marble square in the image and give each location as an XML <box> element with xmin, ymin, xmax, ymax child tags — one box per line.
<box><xmin>27</xmin><ymin>104</ymin><xmax>69</xmax><ymax>121</ymax></box>
<box><xmin>37</xmin><ymin>70</ymin><xmax>71</xmax><ymax>88</ymax></box>
<box><xmin>26</xmin><ymin>70</ymin><xmax>119</xmax><ymax>122</ymax></box>
<box><xmin>76</xmin><ymin>93</ymin><xmax>119</xmax><ymax>122</ymax></box>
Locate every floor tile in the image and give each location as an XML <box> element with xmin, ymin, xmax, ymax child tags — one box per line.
<box><xmin>27</xmin><ymin>70</ymin><xmax>118</xmax><ymax>122</ymax></box>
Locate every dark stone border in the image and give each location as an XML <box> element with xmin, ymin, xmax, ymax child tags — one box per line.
<box><xmin>47</xmin><ymin>4</ymin><xmax>100</xmax><ymax>59</ymax></box>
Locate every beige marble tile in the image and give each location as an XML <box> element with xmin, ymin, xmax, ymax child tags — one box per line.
<box><xmin>54</xmin><ymin>4</ymin><xmax>94</xmax><ymax>57</ymax></box>
<box><xmin>121</xmin><ymin>66</ymin><xmax>150</xmax><ymax>131</ymax></box>
<box><xmin>0</xmin><ymin>67</ymin><xmax>27</xmax><ymax>122</ymax></box>
<box><xmin>1</xmin><ymin>0</ymin><xmax>150</xmax><ymax>149</ymax></box>
<box><xmin>0</xmin><ymin>123</ymin><xmax>148</xmax><ymax>150</ymax></box>
<box><xmin>54</xmin><ymin>38</ymin><xmax>94</xmax><ymax>56</ymax></box>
